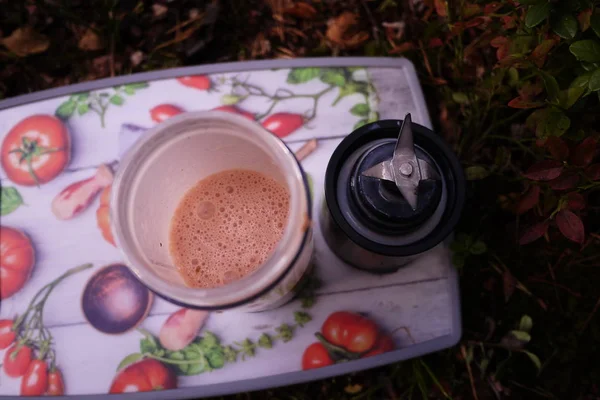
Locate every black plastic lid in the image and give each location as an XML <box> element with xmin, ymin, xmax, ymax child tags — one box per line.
<box><xmin>349</xmin><ymin>140</ymin><xmax>443</xmax><ymax>234</ymax></box>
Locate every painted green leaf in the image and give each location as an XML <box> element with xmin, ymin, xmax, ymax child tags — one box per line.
<box><xmin>109</xmin><ymin>95</ymin><xmax>125</xmax><ymax>105</ymax></box>
<box><xmin>570</xmin><ymin>40</ymin><xmax>600</xmax><ymax>63</ymax></box>
<box><xmin>320</xmin><ymin>70</ymin><xmax>346</xmax><ymax>87</ymax></box>
<box><xmin>77</xmin><ymin>103</ymin><xmax>89</xmax><ymax>115</ymax></box>
<box><xmin>126</xmin><ymin>82</ymin><xmax>149</xmax><ymax>89</ymax></box>
<box><xmin>552</xmin><ymin>14</ymin><xmax>578</xmax><ymax>39</ymax></box>
<box><xmin>510</xmin><ymin>330</ymin><xmax>532</xmax><ymax>342</ymax></box>
<box><xmin>55</xmin><ymin>100</ymin><xmax>76</xmax><ymax>118</ymax></box>
<box><xmin>1</xmin><ymin>187</ymin><xmax>24</xmax><ymax>215</ymax></box>
<box><xmin>525</xmin><ymin>2</ymin><xmax>551</xmax><ymax>28</ymax></box>
<box><xmin>139</xmin><ymin>335</ymin><xmax>158</xmax><ymax>354</ymax></box>
<box><xmin>523</xmin><ymin>351</ymin><xmax>542</xmax><ymax>372</ymax></box>
<box><xmin>519</xmin><ymin>315</ymin><xmax>533</xmax><ymax>332</ymax></box>
<box><xmin>286</xmin><ymin>68</ymin><xmax>321</xmax><ymax>84</ymax></box>
<box><xmin>354</xmin><ymin>119</ymin><xmax>368</xmax><ymax>129</ymax></box>
<box><xmin>76</xmin><ymin>93</ymin><xmax>89</xmax><ymax>101</ymax></box>
<box><xmin>588</xmin><ymin>69</ymin><xmax>600</xmax><ymax>91</ymax></box>
<box><xmin>591</xmin><ymin>14</ymin><xmax>600</xmax><ymax>39</ymax></box>
<box><xmin>465</xmin><ymin>166</ymin><xmax>489</xmax><ymax>180</ymax></box>
<box><xmin>124</xmin><ymin>86</ymin><xmax>135</xmax><ymax>95</ymax></box>
<box><xmin>221</xmin><ymin>94</ymin><xmax>241</xmax><ymax>105</ymax></box>
<box><xmin>116</xmin><ymin>353</ymin><xmax>143</xmax><ymax>371</ymax></box>
<box><xmin>350</xmin><ymin>103</ymin><xmax>369</xmax><ymax>117</ymax></box>
<box><xmin>367</xmin><ymin>111</ymin><xmax>379</xmax><ymax>123</ymax></box>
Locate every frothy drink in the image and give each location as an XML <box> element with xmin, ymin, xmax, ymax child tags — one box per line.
<box><xmin>169</xmin><ymin>169</ymin><xmax>290</xmax><ymax>288</ymax></box>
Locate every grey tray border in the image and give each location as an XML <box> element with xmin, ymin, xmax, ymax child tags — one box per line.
<box><xmin>0</xmin><ymin>57</ymin><xmax>458</xmax><ymax>399</ymax></box>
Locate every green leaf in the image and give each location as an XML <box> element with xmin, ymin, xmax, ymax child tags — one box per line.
<box><xmin>582</xmin><ymin>61</ymin><xmax>600</xmax><ymax>72</ymax></box>
<box><xmin>125</xmin><ymin>82</ymin><xmax>149</xmax><ymax>90</ymax></box>
<box><xmin>570</xmin><ymin>40</ymin><xmax>600</xmax><ymax>63</ymax></box>
<box><xmin>537</xmin><ymin>109</ymin><xmax>570</xmax><ymax>138</ymax></box>
<box><xmin>258</xmin><ymin>333</ymin><xmax>273</xmax><ymax>349</ymax></box>
<box><xmin>77</xmin><ymin>103</ymin><xmax>89</xmax><ymax>115</ymax></box>
<box><xmin>1</xmin><ymin>187</ymin><xmax>24</xmax><ymax>215</ymax></box>
<box><xmin>124</xmin><ymin>86</ymin><xmax>135</xmax><ymax>95</ymax></box>
<box><xmin>469</xmin><ymin>241</ymin><xmax>487</xmax><ymax>255</ymax></box>
<box><xmin>116</xmin><ymin>353</ymin><xmax>143</xmax><ymax>371</ymax></box>
<box><xmin>332</xmin><ymin>82</ymin><xmax>364</xmax><ymax>105</ymax></box>
<box><xmin>168</xmin><ymin>351</ymin><xmax>188</xmax><ymax>374</ymax></box>
<box><xmin>552</xmin><ymin>14</ymin><xmax>578</xmax><ymax>39</ymax></box>
<box><xmin>525</xmin><ymin>2</ymin><xmax>551</xmax><ymax>28</ymax></box>
<box><xmin>452</xmin><ymin>92</ymin><xmax>469</xmax><ymax>104</ymax></box>
<box><xmin>465</xmin><ymin>166</ymin><xmax>489</xmax><ymax>180</ymax></box>
<box><xmin>519</xmin><ymin>315</ymin><xmax>534</xmax><ymax>332</ymax></box>
<box><xmin>591</xmin><ymin>15</ymin><xmax>600</xmax><ymax>38</ymax></box>
<box><xmin>223</xmin><ymin>346</ymin><xmax>238</xmax><ymax>363</ymax></box>
<box><xmin>140</xmin><ymin>336</ymin><xmax>158</xmax><ymax>354</ymax></box>
<box><xmin>354</xmin><ymin>119</ymin><xmax>368</xmax><ymax>130</ymax></box>
<box><xmin>452</xmin><ymin>253</ymin><xmax>466</xmax><ymax>269</ymax></box>
<box><xmin>540</xmin><ymin>71</ymin><xmax>560</xmax><ymax>103</ymax></box>
<box><xmin>287</xmin><ymin>68</ymin><xmax>321</xmax><ymax>84</ymax></box>
<box><xmin>185</xmin><ymin>358</ymin><xmax>206</xmax><ymax>375</ymax></box>
<box><xmin>76</xmin><ymin>93</ymin><xmax>89</xmax><ymax>101</ymax></box>
<box><xmin>523</xmin><ymin>351</ymin><xmax>542</xmax><ymax>372</ymax></box>
<box><xmin>294</xmin><ymin>311</ymin><xmax>312</xmax><ymax>327</ymax></box>
<box><xmin>367</xmin><ymin>111</ymin><xmax>379</xmax><ymax>123</ymax></box>
<box><xmin>55</xmin><ymin>100</ymin><xmax>76</xmax><ymax>118</ymax></box>
<box><xmin>589</xmin><ymin>69</ymin><xmax>600</xmax><ymax>91</ymax></box>
<box><xmin>510</xmin><ymin>330</ymin><xmax>532</xmax><ymax>342</ymax></box>
<box><xmin>320</xmin><ymin>70</ymin><xmax>346</xmax><ymax>87</ymax></box>
<box><xmin>109</xmin><ymin>95</ymin><xmax>125</xmax><ymax>105</ymax></box>
<box><xmin>559</xmin><ymin>87</ymin><xmax>585</xmax><ymax>109</ymax></box>
<box><xmin>350</xmin><ymin>103</ymin><xmax>370</xmax><ymax>117</ymax></box>
<box><xmin>221</xmin><ymin>94</ymin><xmax>242</xmax><ymax>105</ymax></box>
<box><xmin>571</xmin><ymin>73</ymin><xmax>593</xmax><ymax>89</ymax></box>
<box><xmin>199</xmin><ymin>331</ymin><xmax>219</xmax><ymax>349</ymax></box>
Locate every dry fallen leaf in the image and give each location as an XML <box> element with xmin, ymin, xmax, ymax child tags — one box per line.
<box><xmin>2</xmin><ymin>26</ymin><xmax>49</xmax><ymax>57</ymax></box>
<box><xmin>284</xmin><ymin>2</ymin><xmax>317</xmax><ymax>19</ymax></box>
<box><xmin>326</xmin><ymin>12</ymin><xmax>369</xmax><ymax>49</ymax></box>
<box><xmin>78</xmin><ymin>28</ymin><xmax>104</xmax><ymax>51</ymax></box>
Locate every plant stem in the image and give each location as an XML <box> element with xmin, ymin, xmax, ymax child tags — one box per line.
<box><xmin>145</xmin><ymin>352</ymin><xmax>206</xmax><ymax>366</ymax></box>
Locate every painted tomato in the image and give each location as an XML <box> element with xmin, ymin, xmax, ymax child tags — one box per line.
<box><xmin>1</xmin><ymin>226</ymin><xmax>35</xmax><ymax>300</ymax></box>
<box><xmin>96</xmin><ymin>185</ymin><xmax>115</xmax><ymax>246</ymax></box>
<box><xmin>109</xmin><ymin>359</ymin><xmax>177</xmax><ymax>393</ymax></box>
<box><xmin>46</xmin><ymin>368</ymin><xmax>65</xmax><ymax>395</ymax></box>
<box><xmin>150</xmin><ymin>104</ymin><xmax>184</xmax><ymax>123</ymax></box>
<box><xmin>3</xmin><ymin>344</ymin><xmax>32</xmax><ymax>377</ymax></box>
<box><xmin>21</xmin><ymin>360</ymin><xmax>48</xmax><ymax>396</ymax></box>
<box><xmin>262</xmin><ymin>113</ymin><xmax>304</xmax><ymax>138</ymax></box>
<box><xmin>0</xmin><ymin>319</ymin><xmax>16</xmax><ymax>349</ymax></box>
<box><xmin>321</xmin><ymin>311</ymin><xmax>379</xmax><ymax>353</ymax></box>
<box><xmin>177</xmin><ymin>75</ymin><xmax>211</xmax><ymax>90</ymax></box>
<box><xmin>363</xmin><ymin>334</ymin><xmax>395</xmax><ymax>357</ymax></box>
<box><xmin>302</xmin><ymin>342</ymin><xmax>334</xmax><ymax>370</ymax></box>
<box><xmin>212</xmin><ymin>105</ymin><xmax>255</xmax><ymax>121</ymax></box>
<box><xmin>1</xmin><ymin>115</ymin><xmax>70</xmax><ymax>186</ymax></box>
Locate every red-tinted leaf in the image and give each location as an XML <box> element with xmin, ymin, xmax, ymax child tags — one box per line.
<box><xmin>503</xmin><ymin>269</ymin><xmax>516</xmax><ymax>303</ymax></box>
<box><xmin>484</xmin><ymin>2</ymin><xmax>502</xmax><ymax>14</ymax></box>
<box><xmin>429</xmin><ymin>38</ymin><xmax>444</xmax><ymax>48</ymax></box>
<box><xmin>548</xmin><ymin>173</ymin><xmax>579</xmax><ymax>190</ymax></box>
<box><xmin>516</xmin><ymin>185</ymin><xmax>540</xmax><ymax>215</ymax></box>
<box><xmin>578</xmin><ymin>9</ymin><xmax>592</xmax><ymax>32</ymax></box>
<box><xmin>545</xmin><ymin>137</ymin><xmax>569</xmax><ymax>161</ymax></box>
<box><xmin>523</xmin><ymin>160</ymin><xmax>564</xmax><ymax>181</ymax></box>
<box><xmin>465</xmin><ymin>17</ymin><xmax>485</xmax><ymax>28</ymax></box>
<box><xmin>556</xmin><ymin>209</ymin><xmax>585</xmax><ymax>244</ymax></box>
<box><xmin>434</xmin><ymin>0</ymin><xmax>447</xmax><ymax>17</ymax></box>
<box><xmin>502</xmin><ymin>15</ymin><xmax>516</xmax><ymax>30</ymax></box>
<box><xmin>566</xmin><ymin>192</ymin><xmax>586</xmax><ymax>211</ymax></box>
<box><xmin>519</xmin><ymin>221</ymin><xmax>549</xmax><ymax>245</ymax></box>
<box><xmin>490</xmin><ymin>36</ymin><xmax>507</xmax><ymax>48</ymax></box>
<box><xmin>530</xmin><ymin>40</ymin><xmax>555</xmax><ymax>68</ymax></box>
<box><xmin>450</xmin><ymin>21</ymin><xmax>466</xmax><ymax>35</ymax></box>
<box><xmin>585</xmin><ymin>163</ymin><xmax>600</xmax><ymax>180</ymax></box>
<box><xmin>518</xmin><ymin>81</ymin><xmax>544</xmax><ymax>100</ymax></box>
<box><xmin>508</xmin><ymin>97</ymin><xmax>544</xmax><ymax>109</ymax></box>
<box><xmin>570</xmin><ymin>137</ymin><xmax>597</xmax><ymax>167</ymax></box>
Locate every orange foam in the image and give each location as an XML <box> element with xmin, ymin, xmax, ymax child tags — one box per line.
<box><xmin>169</xmin><ymin>169</ymin><xmax>290</xmax><ymax>288</ymax></box>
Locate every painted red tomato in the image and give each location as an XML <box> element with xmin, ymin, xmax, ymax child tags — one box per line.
<box><xmin>1</xmin><ymin>115</ymin><xmax>70</xmax><ymax>186</ymax></box>
<box><xmin>0</xmin><ymin>319</ymin><xmax>16</xmax><ymax>349</ymax></box>
<box><xmin>3</xmin><ymin>344</ymin><xmax>32</xmax><ymax>377</ymax></box>
<box><xmin>363</xmin><ymin>334</ymin><xmax>395</xmax><ymax>357</ymax></box>
<box><xmin>262</xmin><ymin>113</ymin><xmax>304</xmax><ymax>138</ymax></box>
<box><xmin>321</xmin><ymin>311</ymin><xmax>379</xmax><ymax>353</ymax></box>
<box><xmin>212</xmin><ymin>105</ymin><xmax>255</xmax><ymax>121</ymax></box>
<box><xmin>21</xmin><ymin>360</ymin><xmax>48</xmax><ymax>396</ymax></box>
<box><xmin>177</xmin><ymin>75</ymin><xmax>211</xmax><ymax>90</ymax></box>
<box><xmin>302</xmin><ymin>342</ymin><xmax>334</xmax><ymax>370</ymax></box>
<box><xmin>1</xmin><ymin>226</ymin><xmax>35</xmax><ymax>300</ymax></box>
<box><xmin>109</xmin><ymin>359</ymin><xmax>177</xmax><ymax>393</ymax></box>
<box><xmin>46</xmin><ymin>368</ymin><xmax>65</xmax><ymax>395</ymax></box>
<box><xmin>150</xmin><ymin>104</ymin><xmax>184</xmax><ymax>123</ymax></box>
